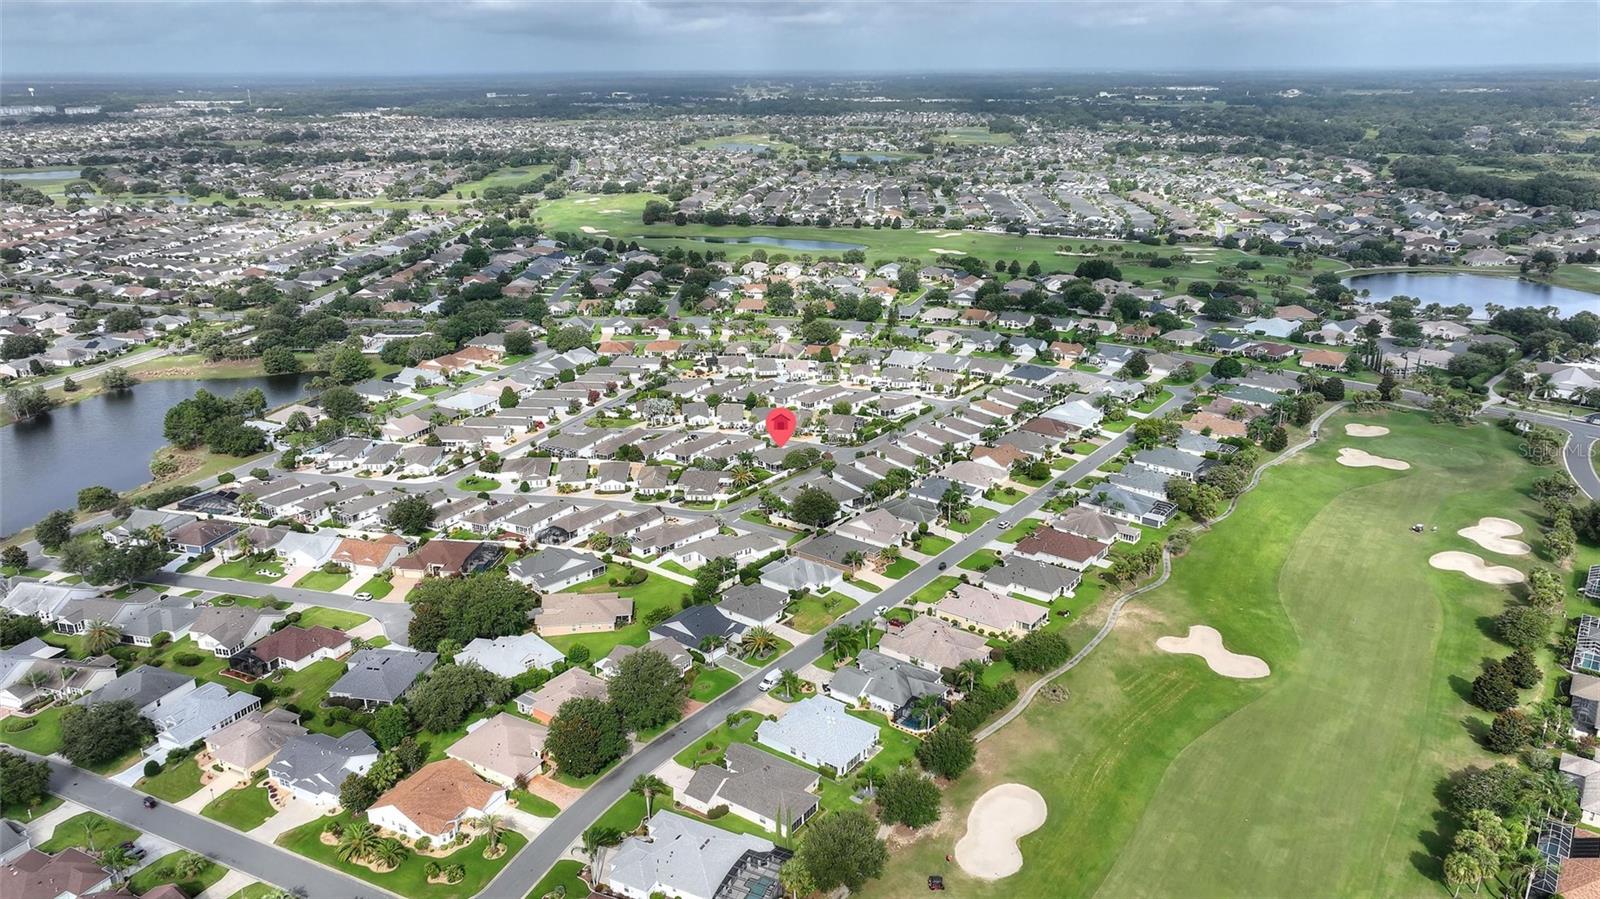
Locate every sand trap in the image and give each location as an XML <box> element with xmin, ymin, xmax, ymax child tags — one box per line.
<box><xmin>1337</xmin><ymin>447</ymin><xmax>1410</xmax><ymax>470</ymax></box>
<box><xmin>598</xmin><ymin>208</ymin><xmax>622</xmax><ymax>213</ymax></box>
<box><xmin>1344</xmin><ymin>423</ymin><xmax>1390</xmax><ymax>437</ymax></box>
<box><xmin>1457</xmin><ymin>518</ymin><xmax>1531</xmax><ymax>556</ymax></box>
<box><xmin>1155</xmin><ymin>625</ymin><xmax>1270</xmax><ymax>679</ymax></box>
<box><xmin>928</xmin><ymin>247</ymin><xmax>963</xmax><ymax>255</ymax></box>
<box><xmin>1429</xmin><ymin>551</ymin><xmax>1526</xmax><ymax>585</ymax></box>
<box><xmin>917</xmin><ymin>229</ymin><xmax>940</xmax><ymax>234</ymax></box>
<box><xmin>579</xmin><ymin>226</ymin><xmax>607</xmax><ymax>234</ymax></box>
<box><xmin>954</xmin><ymin>784</ymin><xmax>1047</xmax><ymax>880</ymax></box>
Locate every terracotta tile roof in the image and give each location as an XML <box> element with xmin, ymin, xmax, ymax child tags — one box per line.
<box><xmin>249</xmin><ymin>625</ymin><xmax>350</xmax><ymax>664</ymax></box>
<box><xmin>372</xmin><ymin>759</ymin><xmax>502</xmax><ymax>837</ymax></box>
<box><xmin>332</xmin><ymin>534</ymin><xmax>406</xmax><ymax>569</ymax></box>
<box><xmin>1015</xmin><ymin>528</ymin><xmax>1109</xmax><ymax>564</ymax></box>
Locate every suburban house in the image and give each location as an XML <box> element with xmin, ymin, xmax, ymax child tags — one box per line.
<box><xmin>596</xmin><ymin>638</ymin><xmax>693</xmax><ymax>680</ymax></box>
<box><xmin>878</xmin><ymin>615</ymin><xmax>991</xmax><ymax>673</ymax></box>
<box><xmin>327</xmin><ymin>648</ymin><xmax>438</xmax><ymax>709</ymax></box>
<box><xmin>0</xmin><ymin>848</ymin><xmax>113</xmax><ymax>899</ymax></box>
<box><xmin>150</xmin><ymin>681</ymin><xmax>262</xmax><ymax>751</ymax></box>
<box><xmin>828</xmin><ymin>649</ymin><xmax>950</xmax><ymax>723</ymax></box>
<box><xmin>679</xmin><ymin>743</ymin><xmax>819</xmax><ymax>835</ymax></box>
<box><xmin>536</xmin><ymin>592</ymin><xmax>634</xmax><ymax>636</ymax></box>
<box><xmin>330</xmin><ymin>535</ymin><xmax>408</xmax><ymax>578</ymax></box>
<box><xmin>649</xmin><ymin>605</ymin><xmax>747</xmax><ymax>660</ymax></box>
<box><xmin>515</xmin><ymin>667</ymin><xmax>609</xmax><ymax>724</ymax></box>
<box><xmin>80</xmin><ymin>664</ymin><xmax>196</xmax><ymax>720</ymax></box>
<box><xmin>601</xmin><ymin>811</ymin><xmax>784</xmax><ymax>899</ymax></box>
<box><xmin>507</xmin><ymin>547</ymin><xmax>606</xmax><ymax>592</ymax></box>
<box><xmin>756</xmin><ymin>696</ymin><xmax>881</xmax><ymax>774</ymax></box>
<box><xmin>981</xmin><ymin>556</ymin><xmax>1081</xmax><ymax>601</ymax></box>
<box><xmin>0</xmin><ymin>641</ymin><xmax>117</xmax><ymax>711</ymax></box>
<box><xmin>366</xmin><ymin>759</ymin><xmax>507</xmax><ymax>844</ymax></box>
<box><xmin>1012</xmin><ymin>528</ymin><xmax>1112</xmax><ymax>571</ymax></box>
<box><xmin>759</xmin><ymin>557</ymin><xmax>844</xmax><ymax>595</ymax></box>
<box><xmin>228</xmin><ymin>625</ymin><xmax>351</xmax><ymax>677</ymax></box>
<box><xmin>168</xmin><ymin>519</ymin><xmax>241</xmax><ymax>555</ymax></box>
<box><xmin>1560</xmin><ymin>752</ymin><xmax>1600</xmax><ymax>825</ymax></box>
<box><xmin>455</xmin><ymin>633</ymin><xmax>564</xmax><ymax>678</ymax></box>
<box><xmin>934</xmin><ymin>584</ymin><xmax>1049</xmax><ymax>638</ymax></box>
<box><xmin>205</xmin><ymin>708</ymin><xmax>307</xmax><ymax>774</ymax></box>
<box><xmin>191</xmin><ymin>607</ymin><xmax>286</xmax><ymax>658</ymax></box>
<box><xmin>446</xmin><ymin>712</ymin><xmax>548</xmax><ymax>786</ymax></box>
<box><xmin>391</xmin><ymin>539</ymin><xmax>505</xmax><ymax>581</ymax></box>
<box><xmin>267</xmin><ymin>730</ymin><xmax>380</xmax><ymax>809</ymax></box>
<box><xmin>717</xmin><ymin>583</ymin><xmax>790</xmax><ymax>628</ymax></box>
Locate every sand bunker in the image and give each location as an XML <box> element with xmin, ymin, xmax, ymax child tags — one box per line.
<box><xmin>1457</xmin><ymin>518</ymin><xmax>1531</xmax><ymax>556</ymax></box>
<box><xmin>1337</xmin><ymin>447</ymin><xmax>1410</xmax><ymax>470</ymax></box>
<box><xmin>928</xmin><ymin>247</ymin><xmax>963</xmax><ymax>255</ymax></box>
<box><xmin>1429</xmin><ymin>551</ymin><xmax>1526</xmax><ymax>585</ymax></box>
<box><xmin>1344</xmin><ymin>423</ymin><xmax>1390</xmax><ymax>437</ymax></box>
<box><xmin>954</xmin><ymin>784</ymin><xmax>1047</xmax><ymax>880</ymax></box>
<box><xmin>1155</xmin><ymin>625</ymin><xmax>1270</xmax><ymax>679</ymax></box>
<box><xmin>579</xmin><ymin>226</ymin><xmax>607</xmax><ymax>234</ymax></box>
<box><xmin>599</xmin><ymin>208</ymin><xmax>623</xmax><ymax>213</ymax></box>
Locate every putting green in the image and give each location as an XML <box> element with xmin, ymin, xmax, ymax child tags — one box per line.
<box><xmin>862</xmin><ymin>409</ymin><xmax>1564</xmax><ymax>898</ymax></box>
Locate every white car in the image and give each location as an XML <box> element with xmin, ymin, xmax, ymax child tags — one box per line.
<box><xmin>874</xmin><ymin>605</ymin><xmax>889</xmax><ymax>619</ymax></box>
<box><xmin>759</xmin><ymin>670</ymin><xmax>781</xmax><ymax>692</ymax></box>
<box><xmin>354</xmin><ymin>591</ymin><xmax>373</xmax><ymax>601</ymax></box>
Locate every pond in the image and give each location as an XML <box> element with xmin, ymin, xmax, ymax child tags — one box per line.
<box><xmin>674</xmin><ymin>235</ymin><xmax>867</xmax><ymax>252</ymax></box>
<box><xmin>711</xmin><ymin>142</ymin><xmax>775</xmax><ymax>153</ymax></box>
<box><xmin>840</xmin><ymin>152</ymin><xmax>899</xmax><ymax>163</ymax></box>
<box><xmin>1342</xmin><ymin>271</ymin><xmax>1598</xmax><ymax>319</ymax></box>
<box><xmin>1</xmin><ymin>169</ymin><xmax>80</xmax><ymax>181</ymax></box>
<box><xmin>0</xmin><ymin>373</ymin><xmax>313</xmax><ymax>537</ymax></box>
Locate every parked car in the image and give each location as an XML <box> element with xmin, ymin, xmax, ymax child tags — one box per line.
<box><xmin>759</xmin><ymin>670</ymin><xmax>781</xmax><ymax>692</ymax></box>
<box><xmin>354</xmin><ymin>591</ymin><xmax>373</xmax><ymax>600</ymax></box>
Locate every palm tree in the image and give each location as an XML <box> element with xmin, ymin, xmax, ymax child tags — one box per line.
<box><xmin>697</xmin><ymin>634</ymin><xmax>727</xmax><ymax>655</ymax></box>
<box><xmin>337</xmin><ymin>821</ymin><xmax>381</xmax><ymax>862</ymax></box>
<box><xmin>83</xmin><ymin>620</ymin><xmax>121</xmax><ymax>656</ymax></box>
<box><xmin>876</xmin><ymin>545</ymin><xmax>901</xmax><ymax>568</ymax></box>
<box><xmin>859</xmin><ymin>619</ymin><xmax>877</xmax><ymax>651</ymax></box>
<box><xmin>81</xmin><ymin>817</ymin><xmax>105</xmax><ymax>852</ymax></box>
<box><xmin>98</xmin><ymin>846</ymin><xmax>136</xmax><ymax>884</ymax></box>
<box><xmin>474</xmin><ymin>814</ymin><xmax>507</xmax><ymax>851</ymax></box>
<box><xmin>909</xmin><ymin>693</ymin><xmax>945</xmax><ymax>729</ymax></box>
<box><xmin>581</xmin><ymin>825</ymin><xmax>622</xmax><ymax>874</ymax></box>
<box><xmin>372</xmin><ymin>838</ymin><xmax>409</xmax><ymax>870</ymax></box>
<box><xmin>841</xmin><ymin>550</ymin><xmax>866</xmax><ymax>572</ymax></box>
<box><xmin>20</xmin><ymin>668</ymin><xmax>55</xmax><ymax>695</ymax></box>
<box><xmin>233</xmin><ymin>532</ymin><xmax>254</xmax><ymax>561</ymax></box>
<box><xmin>630</xmin><ymin>775</ymin><xmax>667</xmax><ymax>817</ymax></box>
<box><xmin>742</xmin><ymin>627</ymin><xmax>779</xmax><ymax>660</ymax></box>
<box><xmin>776</xmin><ymin>669</ymin><xmax>804</xmax><ymax>701</ymax></box>
<box><xmin>954</xmin><ymin>658</ymin><xmax>986</xmax><ymax>694</ymax></box>
<box><xmin>172</xmin><ymin>851</ymin><xmax>209</xmax><ymax>880</ymax></box>
<box><xmin>823</xmin><ymin>625</ymin><xmax>860</xmax><ymax>663</ymax></box>
<box><xmin>731</xmin><ymin>465</ymin><xmax>759</xmax><ymax>490</ymax></box>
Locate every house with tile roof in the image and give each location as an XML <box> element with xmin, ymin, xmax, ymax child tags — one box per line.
<box><xmin>367</xmin><ymin>759</ymin><xmax>507</xmax><ymax>843</ymax></box>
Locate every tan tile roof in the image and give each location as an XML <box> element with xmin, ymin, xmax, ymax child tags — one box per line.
<box><xmin>446</xmin><ymin>713</ymin><xmax>547</xmax><ymax>782</ymax></box>
<box><xmin>372</xmin><ymin>759</ymin><xmax>502</xmax><ymax>837</ymax></box>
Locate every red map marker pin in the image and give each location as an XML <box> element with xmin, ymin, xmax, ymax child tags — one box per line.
<box><xmin>766</xmin><ymin>408</ymin><xmax>797</xmax><ymax>447</ymax></box>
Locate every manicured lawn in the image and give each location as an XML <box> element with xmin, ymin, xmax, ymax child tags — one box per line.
<box><xmin>294</xmin><ymin>606</ymin><xmax>370</xmax><ymax>631</ymax></box>
<box><xmin>510</xmin><ymin>788</ymin><xmax>562</xmax><ymax>818</ymax></box>
<box><xmin>883</xmin><ymin>557</ymin><xmax>918</xmax><ymax>579</ymax></box>
<box><xmin>947</xmin><ymin>507</ymin><xmax>998</xmax><ymax>534</ymax></box>
<box><xmin>997</xmin><ymin>518</ymin><xmax>1045</xmax><ymax>544</ymax></box>
<box><xmin>910</xmin><ymin>575</ymin><xmax>961</xmax><ymax>605</ymax></box>
<box><xmin>0</xmin><ymin>705</ymin><xmax>65</xmax><ymax>754</ymax></box>
<box><xmin>294</xmin><ymin>570</ymin><xmax>352</xmax><ymax>592</ymax></box>
<box><xmin>354</xmin><ymin>576</ymin><xmax>393</xmax><ymax>599</ymax></box>
<box><xmin>209</xmin><ymin>558</ymin><xmax>286</xmax><ymax>583</ymax></box>
<box><xmin>674</xmin><ymin>710</ymin><xmax>765</xmax><ymax>768</ymax></box>
<box><xmin>128</xmin><ymin>851</ymin><xmax>228</xmax><ymax>897</ymax></box>
<box><xmin>457</xmin><ymin>475</ymin><xmax>501</xmax><ymax>491</ymax></box>
<box><xmin>846</xmin><ymin>577</ymin><xmax>882</xmax><ymax>594</ymax></box>
<box><xmin>1</xmin><ymin>791</ymin><xmax>62</xmax><ymax>821</ymax></box>
<box><xmin>863</xmin><ymin>410</ymin><xmax>1541</xmax><ymax>899</ymax></box>
<box><xmin>138</xmin><ymin>757</ymin><xmax>206</xmax><ymax>802</ymax></box>
<box><xmin>277</xmin><ymin>811</ymin><xmax>527</xmax><ymax>899</ymax></box>
<box><xmin>1131</xmin><ymin>388</ymin><xmax>1175</xmax><ymax>414</ymax></box>
<box><xmin>984</xmin><ymin>488</ymin><xmax>1026</xmax><ymax>506</ymax></box>
<box><xmin>958</xmin><ymin>549</ymin><xmax>1001</xmax><ymax>572</ymax></box>
<box><xmin>38</xmin><ymin>812</ymin><xmax>138</xmax><ymax>853</ymax></box>
<box><xmin>527</xmin><ymin>860</ymin><xmax>587</xmax><ymax>899</ymax></box>
<box><xmin>227</xmin><ymin>884</ymin><xmax>285</xmax><ymax>899</ymax></box>
<box><xmin>201</xmin><ymin>773</ymin><xmax>278</xmax><ymax>831</ymax></box>
<box><xmin>688</xmin><ymin>666</ymin><xmax>742</xmax><ymax>702</ymax></box>
<box><xmin>145</xmin><ymin>638</ymin><xmax>233</xmax><ymax>687</ymax></box>
<box><xmin>913</xmin><ymin>534</ymin><xmax>954</xmax><ymax>555</ymax></box>
<box><xmin>544</xmin><ymin>564</ymin><xmax>690</xmax><ymax>661</ymax></box>
<box><xmin>786</xmin><ymin>593</ymin><xmax>859</xmax><ymax>634</ymax></box>
<box><xmin>270</xmin><ymin>658</ymin><xmax>356</xmax><ymax>735</ymax></box>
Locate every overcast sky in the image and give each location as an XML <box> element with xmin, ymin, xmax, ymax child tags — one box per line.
<box><xmin>4</xmin><ymin>0</ymin><xmax>1598</xmax><ymax>78</ymax></box>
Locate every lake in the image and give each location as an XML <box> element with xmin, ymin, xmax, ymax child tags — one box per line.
<box><xmin>678</xmin><ymin>235</ymin><xmax>867</xmax><ymax>252</ymax></box>
<box><xmin>0</xmin><ymin>374</ymin><xmax>313</xmax><ymax>536</ymax></box>
<box><xmin>1342</xmin><ymin>271</ymin><xmax>1599</xmax><ymax>319</ymax></box>
<box><xmin>1</xmin><ymin>168</ymin><xmax>80</xmax><ymax>181</ymax></box>
<box><xmin>840</xmin><ymin>152</ymin><xmax>898</xmax><ymax>163</ymax></box>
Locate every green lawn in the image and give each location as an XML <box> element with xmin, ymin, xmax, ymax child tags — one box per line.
<box><xmin>206</xmin><ymin>558</ymin><xmax>286</xmax><ymax>583</ymax></box>
<box><xmin>294</xmin><ymin>606</ymin><xmax>370</xmax><ymax>631</ymax></box>
<box><xmin>527</xmin><ymin>859</ymin><xmax>587</xmax><ymax>899</ymax></box>
<box><xmin>277</xmin><ymin>811</ymin><xmax>526</xmax><ymax>899</ymax></box>
<box><xmin>1</xmin><ymin>791</ymin><xmax>62</xmax><ymax>821</ymax></box>
<box><xmin>457</xmin><ymin>475</ymin><xmax>502</xmax><ymax>491</ymax></box>
<box><xmin>227</xmin><ymin>884</ymin><xmax>286</xmax><ymax>899</ymax></box>
<box><xmin>947</xmin><ymin>507</ymin><xmax>998</xmax><ymax>534</ymax></box>
<box><xmin>0</xmin><ymin>705</ymin><xmax>65</xmax><ymax>754</ymax></box>
<box><xmin>910</xmin><ymin>575</ymin><xmax>961</xmax><ymax>605</ymax></box>
<box><xmin>201</xmin><ymin>773</ymin><xmax>278</xmax><ymax>831</ymax></box>
<box><xmin>594</xmin><ymin>791</ymin><xmax>650</xmax><ymax>834</ymax></box>
<box><xmin>145</xmin><ymin>637</ymin><xmax>234</xmax><ymax>687</ymax></box>
<box><xmin>882</xmin><ymin>557</ymin><xmax>918</xmax><ymax>579</ymax></box>
<box><xmin>270</xmin><ymin>658</ymin><xmax>358</xmax><ymax>735</ymax></box>
<box><xmin>997</xmin><ymin>519</ymin><xmax>1045</xmax><ymax>544</ymax></box>
<box><xmin>510</xmin><ymin>788</ymin><xmax>562</xmax><ymax>818</ymax></box>
<box><xmin>354</xmin><ymin>576</ymin><xmax>393</xmax><ymax>599</ymax></box>
<box><xmin>675</xmin><ymin>710</ymin><xmax>766</xmax><ymax>768</ymax></box>
<box><xmin>293</xmin><ymin>570</ymin><xmax>352</xmax><ymax>592</ymax></box>
<box><xmin>984</xmin><ymin>488</ymin><xmax>1026</xmax><ymax>506</ymax></box>
<box><xmin>688</xmin><ymin>666</ymin><xmax>742</xmax><ymax>702</ymax></box>
<box><xmin>846</xmin><ymin>577</ymin><xmax>882</xmax><ymax>594</ymax></box>
<box><xmin>138</xmin><ymin>757</ymin><xmax>206</xmax><ymax>802</ymax></box>
<box><xmin>544</xmin><ymin>564</ymin><xmax>690</xmax><ymax>661</ymax></box>
<box><xmin>913</xmin><ymin>534</ymin><xmax>954</xmax><ymax>555</ymax></box>
<box><xmin>38</xmin><ymin>812</ymin><xmax>138</xmax><ymax>853</ymax></box>
<box><xmin>786</xmin><ymin>593</ymin><xmax>860</xmax><ymax>634</ymax></box>
<box><xmin>128</xmin><ymin>851</ymin><xmax>228</xmax><ymax>897</ymax></box>
<box><xmin>958</xmin><ymin>549</ymin><xmax>1001</xmax><ymax>572</ymax></box>
<box><xmin>863</xmin><ymin>409</ymin><xmax>1540</xmax><ymax>899</ymax></box>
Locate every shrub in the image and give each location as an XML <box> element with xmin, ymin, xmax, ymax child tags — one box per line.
<box><xmin>415</xmin><ymin>836</ymin><xmax>432</xmax><ymax>851</ymax></box>
<box><xmin>144</xmin><ymin>760</ymin><xmax>162</xmax><ymax>777</ymax></box>
<box><xmin>175</xmin><ymin>652</ymin><xmax>203</xmax><ymax>667</ymax></box>
<box><xmin>707</xmin><ymin>804</ymin><xmax>730</xmax><ymax>819</ymax></box>
<box><xmin>217</xmin><ymin>472</ymin><xmax>236</xmax><ymax>484</ymax></box>
<box><xmin>2</xmin><ymin>718</ymin><xmax>35</xmax><ymax>733</ymax></box>
<box><xmin>150</xmin><ymin>631</ymin><xmax>171</xmax><ymax>648</ymax></box>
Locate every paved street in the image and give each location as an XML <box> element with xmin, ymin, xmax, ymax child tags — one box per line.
<box><xmin>143</xmin><ymin>570</ymin><xmax>415</xmax><ymax>644</ymax></box>
<box><xmin>485</xmin><ymin>387</ymin><xmax>1190</xmax><ymax>895</ymax></box>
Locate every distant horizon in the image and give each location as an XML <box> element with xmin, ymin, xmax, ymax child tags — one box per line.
<box><xmin>5</xmin><ymin>0</ymin><xmax>1597</xmax><ymax>79</ymax></box>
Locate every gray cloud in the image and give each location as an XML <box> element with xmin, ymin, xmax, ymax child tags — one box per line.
<box><xmin>3</xmin><ymin>0</ymin><xmax>1597</xmax><ymax>77</ymax></box>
